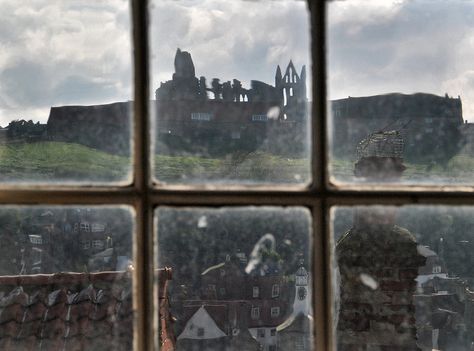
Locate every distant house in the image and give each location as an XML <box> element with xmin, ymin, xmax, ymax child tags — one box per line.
<box><xmin>176</xmin><ymin>253</ymin><xmax>312</xmax><ymax>351</ymax></box>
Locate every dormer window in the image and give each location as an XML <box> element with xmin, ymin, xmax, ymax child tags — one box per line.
<box><xmin>253</xmin><ymin>286</ymin><xmax>259</xmax><ymax>298</ymax></box>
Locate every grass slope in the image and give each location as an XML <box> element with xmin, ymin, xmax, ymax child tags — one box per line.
<box><xmin>331</xmin><ymin>155</ymin><xmax>474</xmax><ymax>184</ymax></box>
<box><xmin>0</xmin><ymin>142</ymin><xmax>130</xmax><ymax>182</ymax></box>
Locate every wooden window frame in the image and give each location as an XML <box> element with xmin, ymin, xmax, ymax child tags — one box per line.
<box><xmin>0</xmin><ymin>1</ymin><xmax>470</xmax><ymax>350</ymax></box>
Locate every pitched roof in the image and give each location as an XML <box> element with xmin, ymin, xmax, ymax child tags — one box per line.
<box><xmin>0</xmin><ymin>271</ymin><xmax>133</xmax><ymax>350</ymax></box>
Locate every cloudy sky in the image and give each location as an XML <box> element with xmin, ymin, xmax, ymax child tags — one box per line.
<box><xmin>328</xmin><ymin>0</ymin><xmax>474</xmax><ymax>121</ymax></box>
<box><xmin>0</xmin><ymin>0</ymin><xmax>132</xmax><ymax>126</ymax></box>
<box><xmin>1</xmin><ymin>0</ymin><xmax>474</xmax><ymax>125</ymax></box>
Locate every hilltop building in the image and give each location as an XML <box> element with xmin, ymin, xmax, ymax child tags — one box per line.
<box><xmin>331</xmin><ymin>93</ymin><xmax>464</xmax><ymax>163</ymax></box>
<box><xmin>155</xmin><ymin>49</ymin><xmax>309</xmax><ymax>156</ymax></box>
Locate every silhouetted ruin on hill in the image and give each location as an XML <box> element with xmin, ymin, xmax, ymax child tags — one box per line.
<box><xmin>154</xmin><ymin>48</ymin><xmax>309</xmax><ymax>157</ymax></box>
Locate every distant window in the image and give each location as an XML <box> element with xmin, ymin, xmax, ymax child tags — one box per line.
<box><xmin>191</xmin><ymin>112</ymin><xmax>212</xmax><ymax>121</ymax></box>
<box><xmin>219</xmin><ymin>287</ymin><xmax>226</xmax><ymax>296</ymax></box>
<box><xmin>80</xmin><ymin>222</ymin><xmax>90</xmax><ymax>232</ymax></box>
<box><xmin>253</xmin><ymin>286</ymin><xmax>259</xmax><ymax>298</ymax></box>
<box><xmin>433</xmin><ymin>265</ymin><xmax>442</xmax><ymax>273</ymax></box>
<box><xmin>271</xmin><ymin>329</ymin><xmax>276</xmax><ymax>336</ymax></box>
<box><xmin>290</xmin><ymin>87</ymin><xmax>293</xmax><ymax>96</ymax></box>
<box><xmin>271</xmin><ymin>307</ymin><xmax>280</xmax><ymax>318</ymax></box>
<box><xmin>208</xmin><ymin>284</ymin><xmax>216</xmax><ymax>292</ymax></box>
<box><xmin>29</xmin><ymin>235</ymin><xmax>42</xmax><ymax>245</ymax></box>
<box><xmin>251</xmin><ymin>307</ymin><xmax>260</xmax><ymax>320</ymax></box>
<box><xmin>220</xmin><ymin>269</ymin><xmax>226</xmax><ymax>277</ymax></box>
<box><xmin>92</xmin><ymin>240</ymin><xmax>104</xmax><ymax>249</ymax></box>
<box><xmin>91</xmin><ymin>223</ymin><xmax>105</xmax><ymax>232</ymax></box>
<box><xmin>252</xmin><ymin>114</ymin><xmax>268</xmax><ymax>122</ymax></box>
<box><xmin>272</xmin><ymin>284</ymin><xmax>280</xmax><ymax>298</ymax></box>
<box><xmin>231</xmin><ymin>131</ymin><xmax>241</xmax><ymax>139</ymax></box>
<box><xmin>32</xmin><ymin>247</ymin><xmax>42</xmax><ymax>265</ymax></box>
<box><xmin>197</xmin><ymin>328</ymin><xmax>204</xmax><ymax>337</ymax></box>
<box><xmin>74</xmin><ymin>223</ymin><xmax>79</xmax><ymax>232</ymax></box>
<box><xmin>257</xmin><ymin>328</ymin><xmax>265</xmax><ymax>337</ymax></box>
<box><xmin>82</xmin><ymin>240</ymin><xmax>90</xmax><ymax>250</ymax></box>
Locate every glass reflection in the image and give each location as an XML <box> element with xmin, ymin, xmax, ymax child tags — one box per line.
<box><xmin>0</xmin><ymin>1</ymin><xmax>132</xmax><ymax>184</ymax></box>
<box><xmin>333</xmin><ymin>206</ymin><xmax>474</xmax><ymax>350</ymax></box>
<box><xmin>0</xmin><ymin>206</ymin><xmax>134</xmax><ymax>350</ymax></box>
<box><xmin>328</xmin><ymin>0</ymin><xmax>474</xmax><ymax>186</ymax></box>
<box><xmin>156</xmin><ymin>207</ymin><xmax>313</xmax><ymax>350</ymax></box>
<box><xmin>150</xmin><ymin>0</ymin><xmax>311</xmax><ymax>185</ymax></box>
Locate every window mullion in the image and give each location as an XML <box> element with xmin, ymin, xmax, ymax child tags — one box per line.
<box><xmin>131</xmin><ymin>0</ymin><xmax>152</xmax><ymax>350</ymax></box>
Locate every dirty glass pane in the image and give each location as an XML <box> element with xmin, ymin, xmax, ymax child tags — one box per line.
<box><xmin>0</xmin><ymin>1</ymin><xmax>132</xmax><ymax>185</ymax></box>
<box><xmin>0</xmin><ymin>206</ymin><xmax>134</xmax><ymax>350</ymax></box>
<box><xmin>155</xmin><ymin>207</ymin><xmax>313</xmax><ymax>350</ymax></box>
<box><xmin>150</xmin><ymin>1</ymin><xmax>311</xmax><ymax>186</ymax></box>
<box><xmin>332</xmin><ymin>205</ymin><xmax>474</xmax><ymax>350</ymax></box>
<box><xmin>328</xmin><ymin>1</ymin><xmax>474</xmax><ymax>186</ymax></box>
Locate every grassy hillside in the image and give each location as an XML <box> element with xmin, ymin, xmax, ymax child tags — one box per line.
<box><xmin>0</xmin><ymin>142</ymin><xmax>130</xmax><ymax>183</ymax></box>
<box><xmin>155</xmin><ymin>151</ymin><xmax>311</xmax><ymax>184</ymax></box>
<box><xmin>331</xmin><ymin>155</ymin><xmax>474</xmax><ymax>184</ymax></box>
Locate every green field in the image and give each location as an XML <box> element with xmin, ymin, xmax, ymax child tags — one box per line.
<box><xmin>0</xmin><ymin>142</ymin><xmax>130</xmax><ymax>183</ymax></box>
<box><xmin>155</xmin><ymin>151</ymin><xmax>310</xmax><ymax>184</ymax></box>
<box><xmin>331</xmin><ymin>155</ymin><xmax>474</xmax><ymax>184</ymax></box>
<box><xmin>3</xmin><ymin>141</ymin><xmax>474</xmax><ymax>185</ymax></box>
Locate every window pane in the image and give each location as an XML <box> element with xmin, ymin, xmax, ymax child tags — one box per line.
<box><xmin>0</xmin><ymin>206</ymin><xmax>134</xmax><ymax>349</ymax></box>
<box><xmin>150</xmin><ymin>0</ymin><xmax>311</xmax><ymax>187</ymax></box>
<box><xmin>156</xmin><ymin>207</ymin><xmax>313</xmax><ymax>350</ymax></box>
<box><xmin>332</xmin><ymin>205</ymin><xmax>474</xmax><ymax>350</ymax></box>
<box><xmin>328</xmin><ymin>0</ymin><xmax>474</xmax><ymax>187</ymax></box>
<box><xmin>0</xmin><ymin>1</ymin><xmax>132</xmax><ymax>185</ymax></box>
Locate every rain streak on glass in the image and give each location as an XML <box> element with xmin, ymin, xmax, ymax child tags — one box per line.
<box><xmin>0</xmin><ymin>206</ymin><xmax>135</xmax><ymax>350</ymax></box>
<box><xmin>328</xmin><ymin>0</ymin><xmax>474</xmax><ymax>186</ymax></box>
<box><xmin>156</xmin><ymin>207</ymin><xmax>313</xmax><ymax>350</ymax></box>
<box><xmin>150</xmin><ymin>0</ymin><xmax>312</xmax><ymax>186</ymax></box>
<box><xmin>332</xmin><ymin>205</ymin><xmax>474</xmax><ymax>351</ymax></box>
<box><xmin>0</xmin><ymin>1</ymin><xmax>133</xmax><ymax>184</ymax></box>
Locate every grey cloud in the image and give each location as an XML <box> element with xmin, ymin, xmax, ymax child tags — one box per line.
<box><xmin>328</xmin><ymin>0</ymin><xmax>474</xmax><ymax>119</ymax></box>
<box><xmin>150</xmin><ymin>0</ymin><xmax>311</xmax><ymax>91</ymax></box>
<box><xmin>0</xmin><ymin>59</ymin><xmax>51</xmax><ymax>106</ymax></box>
<box><xmin>0</xmin><ymin>0</ymin><xmax>132</xmax><ymax>122</ymax></box>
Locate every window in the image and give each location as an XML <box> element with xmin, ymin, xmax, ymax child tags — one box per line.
<box><xmin>191</xmin><ymin>112</ymin><xmax>212</xmax><ymax>121</ymax></box>
<box><xmin>253</xmin><ymin>286</ymin><xmax>260</xmax><ymax>298</ymax></box>
<box><xmin>197</xmin><ymin>328</ymin><xmax>204</xmax><ymax>337</ymax></box>
<box><xmin>82</xmin><ymin>241</ymin><xmax>91</xmax><ymax>250</ymax></box>
<box><xmin>80</xmin><ymin>223</ymin><xmax>90</xmax><ymax>232</ymax></box>
<box><xmin>6</xmin><ymin>1</ymin><xmax>472</xmax><ymax>351</ymax></box>
<box><xmin>271</xmin><ymin>307</ymin><xmax>280</xmax><ymax>318</ymax></box>
<box><xmin>251</xmin><ymin>307</ymin><xmax>260</xmax><ymax>320</ymax></box>
<box><xmin>29</xmin><ymin>235</ymin><xmax>42</xmax><ymax>245</ymax></box>
<box><xmin>271</xmin><ymin>329</ymin><xmax>276</xmax><ymax>336</ymax></box>
<box><xmin>251</xmin><ymin>115</ymin><xmax>268</xmax><ymax>122</ymax></box>
<box><xmin>433</xmin><ymin>265</ymin><xmax>442</xmax><ymax>274</ymax></box>
<box><xmin>92</xmin><ymin>240</ymin><xmax>104</xmax><ymax>249</ymax></box>
<box><xmin>271</xmin><ymin>284</ymin><xmax>280</xmax><ymax>298</ymax></box>
<box><xmin>257</xmin><ymin>328</ymin><xmax>265</xmax><ymax>338</ymax></box>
